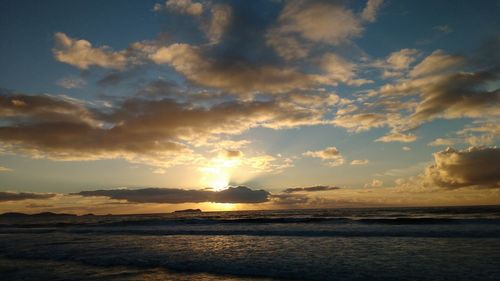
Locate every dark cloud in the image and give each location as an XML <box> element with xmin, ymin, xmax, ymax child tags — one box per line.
<box><xmin>225</xmin><ymin>150</ymin><xmax>242</xmax><ymax>158</ymax></box>
<box><xmin>0</xmin><ymin>90</ymin><xmax>324</xmax><ymax>165</ymax></box>
<box><xmin>283</xmin><ymin>185</ymin><xmax>340</xmax><ymax>193</ymax></box>
<box><xmin>426</xmin><ymin>146</ymin><xmax>500</xmax><ymax>189</ymax></box>
<box><xmin>75</xmin><ymin>186</ymin><xmax>270</xmax><ymax>204</ymax></box>
<box><xmin>0</xmin><ymin>89</ymin><xmax>95</xmax><ymax>124</ymax></box>
<box><xmin>214</xmin><ymin>186</ymin><xmax>269</xmax><ymax>203</ymax></box>
<box><xmin>53</xmin><ymin>29</ymin><xmax>322</xmax><ymax>95</ymax></box>
<box><xmin>0</xmin><ymin>192</ymin><xmax>56</xmax><ymax>202</ymax></box>
<box><xmin>410</xmin><ymin>69</ymin><xmax>500</xmax><ymax>123</ymax></box>
<box><xmin>150</xmin><ymin>43</ymin><xmax>320</xmax><ymax>95</ymax></box>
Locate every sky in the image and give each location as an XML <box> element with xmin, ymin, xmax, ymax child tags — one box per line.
<box><xmin>0</xmin><ymin>0</ymin><xmax>499</xmax><ymax>214</ymax></box>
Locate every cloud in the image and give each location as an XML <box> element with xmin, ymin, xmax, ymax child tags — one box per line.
<box><xmin>283</xmin><ymin>185</ymin><xmax>340</xmax><ymax>193</ymax></box>
<box><xmin>276</xmin><ymin>0</ymin><xmax>363</xmax><ymax>45</ymax></box>
<box><xmin>367</xmin><ymin>46</ymin><xmax>499</xmax><ymax>139</ymax></box>
<box><xmin>386</xmin><ymin>48</ymin><xmax>419</xmax><ymax>70</ymax></box>
<box><xmin>266</xmin><ymin>0</ymin><xmax>383</xmax><ymax>60</ymax></box>
<box><xmin>52</xmin><ymin>28</ymin><xmax>368</xmax><ymax>97</ymax></box>
<box><xmin>198</xmin><ymin>153</ymin><xmax>293</xmax><ymax>190</ymax></box>
<box><xmin>332</xmin><ymin>113</ymin><xmax>389</xmax><ymax>133</ymax></box>
<box><xmin>320</xmin><ymin>53</ymin><xmax>371</xmax><ymax>85</ymax></box>
<box><xmin>425</xmin><ymin>146</ymin><xmax>500</xmax><ymax>189</ymax></box>
<box><xmin>282</xmin><ymin>92</ymin><xmax>340</xmax><ymax>108</ymax></box>
<box><xmin>164</xmin><ymin>0</ymin><xmax>203</xmax><ymax>16</ymax></box>
<box><xmin>375</xmin><ymin>132</ymin><xmax>417</xmax><ymax>143</ymax></box>
<box><xmin>214</xmin><ymin>186</ymin><xmax>270</xmax><ymax>203</ymax></box>
<box><xmin>457</xmin><ymin>121</ymin><xmax>500</xmax><ymax>146</ymax></box>
<box><xmin>377</xmin><ymin>48</ymin><xmax>419</xmax><ymax>78</ymax></box>
<box><xmin>463</xmin><ymin>134</ymin><xmax>495</xmax><ymax>146</ymax></box>
<box><xmin>382</xmin><ymin>161</ymin><xmax>430</xmax><ymax>178</ymax></box>
<box><xmin>0</xmin><ymin>92</ymin><xmax>195</xmax><ymax>166</ymax></box>
<box><xmin>428</xmin><ymin>138</ymin><xmax>455</xmax><ymax>146</ymax></box>
<box><xmin>409</xmin><ymin>50</ymin><xmax>464</xmax><ymax>78</ymax></box>
<box><xmin>150</xmin><ymin>43</ymin><xmax>320</xmax><ymax>94</ymax></box>
<box><xmin>25</xmin><ymin>203</ymin><xmax>54</xmax><ymax>208</ymax></box>
<box><xmin>410</xmin><ymin>70</ymin><xmax>500</xmax><ymax>123</ymax></box>
<box><xmin>224</xmin><ymin>149</ymin><xmax>243</xmax><ymax>158</ymax></box>
<box><xmin>75</xmin><ymin>186</ymin><xmax>269</xmax><ymax>204</ymax></box>
<box><xmin>57</xmin><ymin>76</ymin><xmax>87</xmax><ymax>89</ymax></box>
<box><xmin>152</xmin><ymin>168</ymin><xmax>166</xmax><ymax>174</ymax></box>
<box><xmin>365</xmin><ymin>179</ymin><xmax>383</xmax><ymax>187</ymax></box>
<box><xmin>361</xmin><ymin>0</ymin><xmax>384</xmax><ymax>22</ymax></box>
<box><xmin>0</xmin><ymin>90</ymin><xmax>97</xmax><ymax>124</ymax></box>
<box><xmin>53</xmin><ymin>32</ymin><xmax>128</xmax><ymax>70</ymax></box>
<box><xmin>433</xmin><ymin>25</ymin><xmax>453</xmax><ymax>34</ymax></box>
<box><xmin>0</xmin><ymin>90</ymin><xmax>325</xmax><ymax>168</ymax></box>
<box><xmin>328</xmin><ymin>90</ymin><xmax>417</xmax><ymax>136</ymax></box>
<box><xmin>205</xmin><ymin>4</ymin><xmax>232</xmax><ymax>44</ymax></box>
<box><xmin>53</xmin><ymin>32</ymin><xmax>157</xmax><ymax>71</ymax></box>
<box><xmin>427</xmin><ymin>121</ymin><xmax>500</xmax><ymax>146</ymax></box>
<box><xmin>350</xmin><ymin>159</ymin><xmax>369</xmax><ymax>165</ymax></box>
<box><xmin>269</xmin><ymin>193</ymin><xmax>309</xmax><ymax>205</ymax></box>
<box><xmin>155</xmin><ymin>1</ymin><xmax>230</xmax><ymax>44</ymax></box>
<box><xmin>265</xmin><ymin>29</ymin><xmax>309</xmax><ymax>60</ymax></box>
<box><xmin>0</xmin><ymin>191</ymin><xmax>56</xmax><ymax>202</ymax></box>
<box><xmin>303</xmin><ymin>146</ymin><xmax>345</xmax><ymax>167</ymax></box>
<box><xmin>208</xmin><ymin>139</ymin><xmax>251</xmax><ymax>150</ymax></box>
<box><xmin>0</xmin><ymin>166</ymin><xmax>13</xmax><ymax>172</ymax></box>
<box><xmin>243</xmin><ymin>154</ymin><xmax>294</xmax><ymax>174</ymax></box>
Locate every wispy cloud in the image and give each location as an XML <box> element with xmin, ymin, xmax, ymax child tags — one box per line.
<box><xmin>428</xmin><ymin>138</ymin><xmax>455</xmax><ymax>147</ymax></box>
<box><xmin>433</xmin><ymin>25</ymin><xmax>453</xmax><ymax>34</ymax></box>
<box><xmin>0</xmin><ymin>166</ymin><xmax>13</xmax><ymax>172</ymax></box>
<box><xmin>283</xmin><ymin>185</ymin><xmax>340</xmax><ymax>193</ymax></box>
<box><xmin>303</xmin><ymin>147</ymin><xmax>345</xmax><ymax>167</ymax></box>
<box><xmin>365</xmin><ymin>179</ymin><xmax>383</xmax><ymax>188</ymax></box>
<box><xmin>0</xmin><ymin>191</ymin><xmax>55</xmax><ymax>202</ymax></box>
<box><xmin>350</xmin><ymin>159</ymin><xmax>369</xmax><ymax>165</ymax></box>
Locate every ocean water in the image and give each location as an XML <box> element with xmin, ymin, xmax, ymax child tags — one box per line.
<box><xmin>1</xmin><ymin>206</ymin><xmax>499</xmax><ymax>281</ymax></box>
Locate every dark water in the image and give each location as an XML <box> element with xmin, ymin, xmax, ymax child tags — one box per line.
<box><xmin>1</xmin><ymin>206</ymin><xmax>499</xmax><ymax>280</ymax></box>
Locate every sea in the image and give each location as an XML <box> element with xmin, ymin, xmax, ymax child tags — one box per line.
<box><xmin>0</xmin><ymin>205</ymin><xmax>499</xmax><ymax>281</ymax></box>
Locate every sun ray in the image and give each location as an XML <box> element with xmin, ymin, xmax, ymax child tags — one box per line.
<box><xmin>199</xmin><ymin>156</ymin><xmax>241</xmax><ymax>190</ymax></box>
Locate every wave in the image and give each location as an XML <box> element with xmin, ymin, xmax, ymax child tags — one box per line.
<box><xmin>1</xmin><ymin>216</ymin><xmax>499</xmax><ymax>228</ymax></box>
<box><xmin>2</xmin><ymin>226</ymin><xmax>500</xmax><ymax>238</ymax></box>
<box><xmin>0</xmin><ymin>257</ymin><xmax>279</xmax><ymax>281</ymax></box>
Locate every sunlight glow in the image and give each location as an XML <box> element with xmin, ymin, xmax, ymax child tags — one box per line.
<box><xmin>200</xmin><ymin>156</ymin><xmax>241</xmax><ymax>191</ymax></box>
<box><xmin>207</xmin><ymin>202</ymin><xmax>238</xmax><ymax>211</ymax></box>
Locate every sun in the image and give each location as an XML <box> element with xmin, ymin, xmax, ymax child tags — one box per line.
<box><xmin>209</xmin><ymin>175</ymin><xmax>230</xmax><ymax>190</ymax></box>
<box><xmin>200</xmin><ymin>166</ymin><xmax>230</xmax><ymax>191</ymax></box>
<box><xmin>200</xmin><ymin>157</ymin><xmax>240</xmax><ymax>191</ymax></box>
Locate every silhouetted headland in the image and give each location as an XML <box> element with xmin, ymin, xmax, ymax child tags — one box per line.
<box><xmin>0</xmin><ymin>212</ymin><xmax>76</xmax><ymax>218</ymax></box>
<box><xmin>173</xmin><ymin>208</ymin><xmax>202</xmax><ymax>213</ymax></box>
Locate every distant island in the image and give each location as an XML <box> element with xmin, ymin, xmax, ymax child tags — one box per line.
<box><xmin>0</xmin><ymin>212</ymin><xmax>77</xmax><ymax>218</ymax></box>
<box><xmin>0</xmin><ymin>210</ymin><xmax>205</xmax><ymax>218</ymax></box>
<box><xmin>173</xmin><ymin>209</ymin><xmax>202</xmax><ymax>213</ymax></box>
